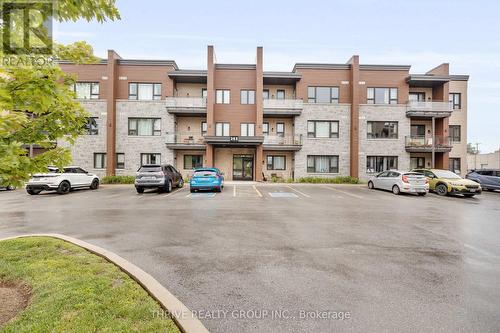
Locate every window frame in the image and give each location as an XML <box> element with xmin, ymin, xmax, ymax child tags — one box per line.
<box><xmin>409</xmin><ymin>92</ymin><xmax>426</xmax><ymax>102</ymax></box>
<box><xmin>410</xmin><ymin>157</ymin><xmax>425</xmax><ymax>169</ymax></box>
<box><xmin>74</xmin><ymin>82</ymin><xmax>100</xmax><ymax>99</ymax></box>
<box><xmin>84</xmin><ymin>117</ymin><xmax>99</xmax><ymax>135</ymax></box>
<box><xmin>183</xmin><ymin>155</ymin><xmax>203</xmax><ymax>170</ymax></box>
<box><xmin>307</xmin><ymin>86</ymin><xmax>340</xmax><ymax>104</ymax></box>
<box><xmin>201</xmin><ymin>121</ymin><xmax>207</xmax><ymax>136</ymax></box>
<box><xmin>367</xmin><ymin>121</ymin><xmax>399</xmax><ymax>139</ymax></box>
<box><xmin>306</xmin><ymin>155</ymin><xmax>339</xmax><ymax>174</ymax></box>
<box><xmin>140</xmin><ymin>153</ymin><xmax>161</xmax><ymax>166</ymax></box>
<box><xmin>262</xmin><ymin>122</ymin><xmax>269</xmax><ymax>136</ymax></box>
<box><xmin>449</xmin><ymin>93</ymin><xmax>461</xmax><ymax>110</ymax></box>
<box><xmin>276</xmin><ymin>122</ymin><xmax>285</xmax><ymax>137</ymax></box>
<box><xmin>240</xmin><ymin>123</ymin><xmax>255</xmax><ymax>137</ymax></box>
<box><xmin>215</xmin><ymin>122</ymin><xmax>230</xmax><ymax>136</ymax></box>
<box><xmin>366</xmin><ymin>156</ymin><xmax>398</xmax><ymax>173</ymax></box>
<box><xmin>266</xmin><ymin>155</ymin><xmax>286</xmax><ymax>171</ymax></box>
<box><xmin>449</xmin><ymin>125</ymin><xmax>461</xmax><ymax>143</ymax></box>
<box><xmin>128</xmin><ymin>83</ymin><xmax>162</xmax><ymax>100</ymax></box>
<box><xmin>307</xmin><ymin>120</ymin><xmax>339</xmax><ymax>138</ymax></box>
<box><xmin>449</xmin><ymin>158</ymin><xmax>461</xmax><ymax>174</ymax></box>
<box><xmin>216</xmin><ymin>89</ymin><xmax>231</xmax><ymax>104</ymax></box>
<box><xmin>367</xmin><ymin>87</ymin><xmax>398</xmax><ymax>104</ymax></box>
<box><xmin>93</xmin><ymin>153</ymin><xmax>106</xmax><ymax>169</ymax></box>
<box><xmin>262</xmin><ymin>89</ymin><xmax>270</xmax><ymax>100</ymax></box>
<box><xmin>276</xmin><ymin>90</ymin><xmax>285</xmax><ymax>100</ymax></box>
<box><xmin>128</xmin><ymin>118</ymin><xmax>161</xmax><ymax>136</ymax></box>
<box><xmin>116</xmin><ymin>153</ymin><xmax>125</xmax><ymax>169</ymax></box>
<box><xmin>240</xmin><ymin>89</ymin><xmax>256</xmax><ymax>105</ymax></box>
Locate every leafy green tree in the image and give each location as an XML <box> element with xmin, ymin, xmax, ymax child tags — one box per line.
<box><xmin>0</xmin><ymin>1</ymin><xmax>120</xmax><ymax>187</ymax></box>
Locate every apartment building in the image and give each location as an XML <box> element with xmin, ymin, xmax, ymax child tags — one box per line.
<box><xmin>58</xmin><ymin>46</ymin><xmax>469</xmax><ymax>181</ymax></box>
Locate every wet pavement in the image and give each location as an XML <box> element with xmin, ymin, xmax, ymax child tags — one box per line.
<box><xmin>1</xmin><ymin>184</ymin><xmax>499</xmax><ymax>332</ymax></box>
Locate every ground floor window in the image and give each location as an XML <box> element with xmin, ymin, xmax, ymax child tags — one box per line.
<box><xmin>116</xmin><ymin>153</ymin><xmax>125</xmax><ymax>169</ymax></box>
<box><xmin>410</xmin><ymin>157</ymin><xmax>425</xmax><ymax>169</ymax></box>
<box><xmin>366</xmin><ymin>156</ymin><xmax>398</xmax><ymax>173</ymax></box>
<box><xmin>267</xmin><ymin>155</ymin><xmax>286</xmax><ymax>170</ymax></box>
<box><xmin>94</xmin><ymin>153</ymin><xmax>106</xmax><ymax>169</ymax></box>
<box><xmin>307</xmin><ymin>155</ymin><xmax>339</xmax><ymax>173</ymax></box>
<box><xmin>449</xmin><ymin>158</ymin><xmax>461</xmax><ymax>174</ymax></box>
<box><xmin>184</xmin><ymin>155</ymin><xmax>203</xmax><ymax>169</ymax></box>
<box><xmin>141</xmin><ymin>153</ymin><xmax>161</xmax><ymax>166</ymax></box>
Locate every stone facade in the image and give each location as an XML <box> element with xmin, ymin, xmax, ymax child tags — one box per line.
<box><xmin>358</xmin><ymin>104</ymin><xmax>410</xmax><ymax>180</ymax></box>
<box><xmin>294</xmin><ymin>104</ymin><xmax>351</xmax><ymax>179</ymax></box>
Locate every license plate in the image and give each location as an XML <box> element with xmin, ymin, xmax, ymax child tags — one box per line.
<box><xmin>469</xmin><ymin>189</ymin><xmax>476</xmax><ymax>193</ymax></box>
<box><xmin>142</xmin><ymin>177</ymin><xmax>155</xmax><ymax>180</ymax></box>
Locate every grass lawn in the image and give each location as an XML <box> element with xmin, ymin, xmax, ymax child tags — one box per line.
<box><xmin>0</xmin><ymin>237</ymin><xmax>180</xmax><ymax>333</ymax></box>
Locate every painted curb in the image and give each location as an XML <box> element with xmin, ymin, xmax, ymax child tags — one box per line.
<box><xmin>0</xmin><ymin>234</ymin><xmax>209</xmax><ymax>333</ymax></box>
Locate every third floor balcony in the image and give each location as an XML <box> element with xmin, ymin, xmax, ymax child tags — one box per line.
<box><xmin>165</xmin><ymin>97</ymin><xmax>207</xmax><ymax>116</ymax></box>
<box><xmin>405</xmin><ymin>135</ymin><xmax>452</xmax><ymax>153</ymax></box>
<box><xmin>263</xmin><ymin>99</ymin><xmax>303</xmax><ymax>116</ymax></box>
<box><xmin>406</xmin><ymin>101</ymin><xmax>453</xmax><ymax>118</ymax></box>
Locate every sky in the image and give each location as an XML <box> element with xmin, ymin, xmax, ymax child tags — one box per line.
<box><xmin>54</xmin><ymin>0</ymin><xmax>500</xmax><ymax>153</ymax></box>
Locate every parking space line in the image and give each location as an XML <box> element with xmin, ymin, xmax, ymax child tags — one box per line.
<box><xmin>286</xmin><ymin>185</ymin><xmax>311</xmax><ymax>198</ymax></box>
<box><xmin>252</xmin><ymin>185</ymin><xmax>263</xmax><ymax>197</ymax></box>
<box><xmin>161</xmin><ymin>187</ymin><xmax>187</xmax><ymax>198</ymax></box>
<box><xmin>323</xmin><ymin>185</ymin><xmax>364</xmax><ymax>199</ymax></box>
<box><xmin>233</xmin><ymin>185</ymin><xmax>236</xmax><ymax>197</ymax></box>
<box><xmin>185</xmin><ymin>193</ymin><xmax>192</xmax><ymax>198</ymax></box>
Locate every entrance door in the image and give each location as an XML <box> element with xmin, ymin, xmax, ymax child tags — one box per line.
<box><xmin>233</xmin><ymin>155</ymin><xmax>253</xmax><ymax>180</ymax></box>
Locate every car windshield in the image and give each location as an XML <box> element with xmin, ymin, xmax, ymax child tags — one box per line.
<box><xmin>433</xmin><ymin>170</ymin><xmax>461</xmax><ymax>179</ymax></box>
<box><xmin>194</xmin><ymin>170</ymin><xmax>217</xmax><ymax>177</ymax></box>
<box><xmin>138</xmin><ymin>166</ymin><xmax>162</xmax><ymax>172</ymax></box>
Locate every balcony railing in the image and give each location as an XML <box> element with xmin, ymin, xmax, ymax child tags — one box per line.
<box><xmin>405</xmin><ymin>135</ymin><xmax>452</xmax><ymax>152</ymax></box>
<box><xmin>406</xmin><ymin>101</ymin><xmax>453</xmax><ymax>118</ymax></box>
<box><xmin>165</xmin><ymin>132</ymin><xmax>206</xmax><ymax>149</ymax></box>
<box><xmin>263</xmin><ymin>99</ymin><xmax>303</xmax><ymax>116</ymax></box>
<box><xmin>263</xmin><ymin>135</ymin><xmax>303</xmax><ymax>150</ymax></box>
<box><xmin>165</xmin><ymin>97</ymin><xmax>207</xmax><ymax>115</ymax></box>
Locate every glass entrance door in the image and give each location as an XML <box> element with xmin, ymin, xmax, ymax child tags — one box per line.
<box><xmin>233</xmin><ymin>155</ymin><xmax>253</xmax><ymax>180</ymax></box>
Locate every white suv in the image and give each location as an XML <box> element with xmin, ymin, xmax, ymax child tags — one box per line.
<box><xmin>26</xmin><ymin>166</ymin><xmax>100</xmax><ymax>195</ymax></box>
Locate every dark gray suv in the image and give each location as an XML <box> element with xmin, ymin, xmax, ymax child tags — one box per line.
<box><xmin>466</xmin><ymin>169</ymin><xmax>500</xmax><ymax>191</ymax></box>
<box><xmin>134</xmin><ymin>164</ymin><xmax>183</xmax><ymax>193</ymax></box>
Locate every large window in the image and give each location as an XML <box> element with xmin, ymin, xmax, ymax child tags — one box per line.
<box><xmin>307</xmin><ymin>121</ymin><xmax>339</xmax><ymax>138</ymax></box>
<box><xmin>307</xmin><ymin>155</ymin><xmax>339</xmax><ymax>173</ymax></box>
<box><xmin>141</xmin><ymin>153</ymin><xmax>161</xmax><ymax>165</ymax></box>
<box><xmin>240</xmin><ymin>90</ymin><xmax>255</xmax><ymax>104</ymax></box>
<box><xmin>240</xmin><ymin>123</ymin><xmax>255</xmax><ymax>136</ymax></box>
<box><xmin>116</xmin><ymin>153</ymin><xmax>125</xmax><ymax>169</ymax></box>
<box><xmin>128</xmin><ymin>118</ymin><xmax>161</xmax><ymax>136</ymax></box>
<box><xmin>216</xmin><ymin>89</ymin><xmax>230</xmax><ymax>104</ymax></box>
<box><xmin>267</xmin><ymin>155</ymin><xmax>286</xmax><ymax>170</ymax></box>
<box><xmin>262</xmin><ymin>122</ymin><xmax>269</xmax><ymax>136</ymax></box>
<box><xmin>215</xmin><ymin>122</ymin><xmax>230</xmax><ymax>136</ymax></box>
<box><xmin>366</xmin><ymin>156</ymin><xmax>398</xmax><ymax>173</ymax></box>
<box><xmin>308</xmin><ymin>86</ymin><xmax>339</xmax><ymax>104</ymax></box>
<box><xmin>74</xmin><ymin>82</ymin><xmax>99</xmax><ymax>99</ymax></box>
<box><xmin>184</xmin><ymin>155</ymin><xmax>203</xmax><ymax>169</ymax></box>
<box><xmin>94</xmin><ymin>153</ymin><xmax>106</xmax><ymax>169</ymax></box>
<box><xmin>367</xmin><ymin>88</ymin><xmax>398</xmax><ymax>104</ymax></box>
<box><xmin>409</xmin><ymin>92</ymin><xmax>425</xmax><ymax>102</ymax></box>
<box><xmin>410</xmin><ymin>157</ymin><xmax>425</xmax><ymax>169</ymax></box>
<box><xmin>367</xmin><ymin>121</ymin><xmax>398</xmax><ymax>139</ymax></box>
<box><xmin>449</xmin><ymin>158</ymin><xmax>461</xmax><ymax>174</ymax></box>
<box><xmin>449</xmin><ymin>93</ymin><xmax>461</xmax><ymax>110</ymax></box>
<box><xmin>201</xmin><ymin>121</ymin><xmax>207</xmax><ymax>136</ymax></box>
<box><xmin>449</xmin><ymin>125</ymin><xmax>461</xmax><ymax>143</ymax></box>
<box><xmin>84</xmin><ymin>117</ymin><xmax>98</xmax><ymax>135</ymax></box>
<box><xmin>129</xmin><ymin>83</ymin><xmax>162</xmax><ymax>100</ymax></box>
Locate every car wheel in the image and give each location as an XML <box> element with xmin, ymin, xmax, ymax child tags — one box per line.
<box><xmin>392</xmin><ymin>185</ymin><xmax>400</xmax><ymax>195</ymax></box>
<box><xmin>487</xmin><ymin>188</ymin><xmax>495</xmax><ymax>192</ymax></box>
<box><xmin>190</xmin><ymin>188</ymin><xmax>195</xmax><ymax>193</ymax></box>
<box><xmin>178</xmin><ymin>179</ymin><xmax>184</xmax><ymax>188</ymax></box>
<box><xmin>463</xmin><ymin>194</ymin><xmax>475</xmax><ymax>198</ymax></box>
<box><xmin>90</xmin><ymin>178</ymin><xmax>99</xmax><ymax>190</ymax></box>
<box><xmin>436</xmin><ymin>184</ymin><xmax>448</xmax><ymax>196</ymax></box>
<box><xmin>417</xmin><ymin>192</ymin><xmax>427</xmax><ymax>196</ymax></box>
<box><xmin>57</xmin><ymin>181</ymin><xmax>71</xmax><ymax>194</ymax></box>
<box><xmin>27</xmin><ymin>188</ymin><xmax>42</xmax><ymax>195</ymax></box>
<box><xmin>165</xmin><ymin>180</ymin><xmax>172</xmax><ymax>193</ymax></box>
<box><xmin>215</xmin><ymin>186</ymin><xmax>222</xmax><ymax>193</ymax></box>
<box><xmin>6</xmin><ymin>185</ymin><xmax>15</xmax><ymax>191</ymax></box>
<box><xmin>136</xmin><ymin>187</ymin><xmax>144</xmax><ymax>194</ymax></box>
<box><xmin>368</xmin><ymin>181</ymin><xmax>374</xmax><ymax>189</ymax></box>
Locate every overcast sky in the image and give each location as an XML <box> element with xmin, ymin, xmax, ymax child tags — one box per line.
<box><xmin>54</xmin><ymin>0</ymin><xmax>500</xmax><ymax>153</ymax></box>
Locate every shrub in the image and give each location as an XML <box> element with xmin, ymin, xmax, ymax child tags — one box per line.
<box><xmin>296</xmin><ymin>176</ymin><xmax>360</xmax><ymax>184</ymax></box>
<box><xmin>101</xmin><ymin>175</ymin><xmax>135</xmax><ymax>184</ymax></box>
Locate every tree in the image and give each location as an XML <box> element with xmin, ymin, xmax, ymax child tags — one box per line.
<box><xmin>0</xmin><ymin>1</ymin><xmax>120</xmax><ymax>187</ymax></box>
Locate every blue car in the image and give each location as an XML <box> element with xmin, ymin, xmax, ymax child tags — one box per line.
<box><xmin>466</xmin><ymin>169</ymin><xmax>500</xmax><ymax>191</ymax></box>
<box><xmin>189</xmin><ymin>168</ymin><xmax>224</xmax><ymax>193</ymax></box>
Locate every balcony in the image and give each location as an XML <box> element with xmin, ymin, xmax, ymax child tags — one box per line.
<box><xmin>263</xmin><ymin>135</ymin><xmax>303</xmax><ymax>151</ymax></box>
<box><xmin>165</xmin><ymin>97</ymin><xmax>207</xmax><ymax>116</ymax></box>
<box><xmin>263</xmin><ymin>99</ymin><xmax>303</xmax><ymax>116</ymax></box>
<box><xmin>204</xmin><ymin>135</ymin><xmax>264</xmax><ymax>146</ymax></box>
<box><xmin>165</xmin><ymin>132</ymin><xmax>206</xmax><ymax>150</ymax></box>
<box><xmin>406</xmin><ymin>101</ymin><xmax>453</xmax><ymax>118</ymax></box>
<box><xmin>405</xmin><ymin>136</ymin><xmax>452</xmax><ymax>153</ymax></box>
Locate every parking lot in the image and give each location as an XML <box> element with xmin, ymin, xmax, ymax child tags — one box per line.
<box><xmin>1</xmin><ymin>184</ymin><xmax>500</xmax><ymax>332</ymax></box>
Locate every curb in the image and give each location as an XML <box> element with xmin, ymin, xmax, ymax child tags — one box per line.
<box><xmin>0</xmin><ymin>234</ymin><xmax>209</xmax><ymax>333</ymax></box>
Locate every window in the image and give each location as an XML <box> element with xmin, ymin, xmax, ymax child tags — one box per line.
<box><xmin>449</xmin><ymin>125</ymin><xmax>461</xmax><ymax>143</ymax></box>
<box><xmin>74</xmin><ymin>82</ymin><xmax>99</xmax><ymax>99</ymax></box>
<box><xmin>449</xmin><ymin>158</ymin><xmax>461</xmax><ymax>174</ymax></box>
<box><xmin>184</xmin><ymin>155</ymin><xmax>203</xmax><ymax>169</ymax></box>
<box><xmin>215</xmin><ymin>122</ymin><xmax>230</xmax><ymax>136</ymax></box>
<box><xmin>367</xmin><ymin>88</ymin><xmax>398</xmax><ymax>104</ymax></box>
<box><xmin>262</xmin><ymin>122</ymin><xmax>269</xmax><ymax>136</ymax></box>
<box><xmin>409</xmin><ymin>92</ymin><xmax>425</xmax><ymax>102</ymax></box>
<box><xmin>307</xmin><ymin>155</ymin><xmax>339</xmax><ymax>173</ymax></box>
<box><xmin>449</xmin><ymin>93</ymin><xmax>461</xmax><ymax>109</ymax></box>
<box><xmin>263</xmin><ymin>89</ymin><xmax>269</xmax><ymax>99</ymax></box>
<box><xmin>307</xmin><ymin>121</ymin><xmax>339</xmax><ymax>138</ymax></box>
<box><xmin>84</xmin><ymin>117</ymin><xmax>98</xmax><ymax>135</ymax></box>
<box><xmin>202</xmin><ymin>88</ymin><xmax>208</xmax><ymax>99</ymax></box>
<box><xmin>128</xmin><ymin>118</ymin><xmax>161</xmax><ymax>136</ymax></box>
<box><xmin>267</xmin><ymin>155</ymin><xmax>286</xmax><ymax>170</ymax></box>
<box><xmin>411</xmin><ymin>125</ymin><xmax>426</xmax><ymax>137</ymax></box>
<box><xmin>366</xmin><ymin>156</ymin><xmax>398</xmax><ymax>173</ymax></box>
<box><xmin>141</xmin><ymin>153</ymin><xmax>161</xmax><ymax>165</ymax></box>
<box><xmin>116</xmin><ymin>153</ymin><xmax>125</xmax><ymax>169</ymax></box>
<box><xmin>240</xmin><ymin>123</ymin><xmax>255</xmax><ymax>136</ymax></box>
<box><xmin>410</xmin><ymin>157</ymin><xmax>425</xmax><ymax>169</ymax></box>
<box><xmin>240</xmin><ymin>90</ymin><xmax>255</xmax><ymax>104</ymax></box>
<box><xmin>276</xmin><ymin>90</ymin><xmax>285</xmax><ymax>100</ymax></box>
<box><xmin>276</xmin><ymin>123</ymin><xmax>285</xmax><ymax>137</ymax></box>
<box><xmin>201</xmin><ymin>121</ymin><xmax>207</xmax><ymax>136</ymax></box>
<box><xmin>216</xmin><ymin>89</ymin><xmax>230</xmax><ymax>104</ymax></box>
<box><xmin>129</xmin><ymin>83</ymin><xmax>162</xmax><ymax>100</ymax></box>
<box><xmin>367</xmin><ymin>121</ymin><xmax>398</xmax><ymax>139</ymax></box>
<box><xmin>307</xmin><ymin>86</ymin><xmax>339</xmax><ymax>104</ymax></box>
<box><xmin>94</xmin><ymin>153</ymin><xmax>106</xmax><ymax>169</ymax></box>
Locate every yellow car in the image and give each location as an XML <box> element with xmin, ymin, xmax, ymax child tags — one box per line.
<box><xmin>411</xmin><ymin>168</ymin><xmax>482</xmax><ymax>197</ymax></box>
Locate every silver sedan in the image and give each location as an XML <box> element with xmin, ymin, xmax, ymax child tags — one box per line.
<box><xmin>368</xmin><ymin>170</ymin><xmax>429</xmax><ymax>195</ymax></box>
